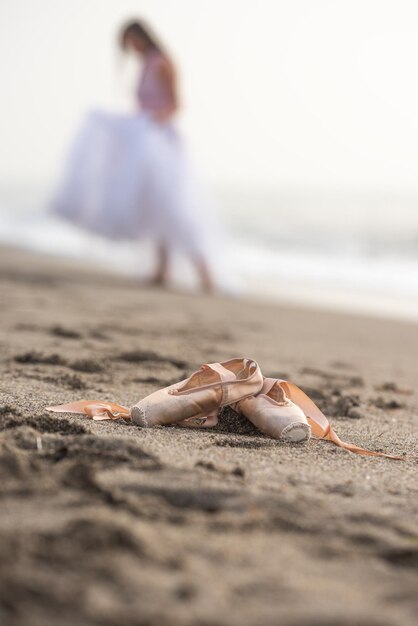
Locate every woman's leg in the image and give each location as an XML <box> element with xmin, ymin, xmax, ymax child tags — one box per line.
<box><xmin>193</xmin><ymin>256</ymin><xmax>214</xmax><ymax>292</ymax></box>
<box><xmin>150</xmin><ymin>242</ymin><xmax>213</xmax><ymax>291</ymax></box>
<box><xmin>151</xmin><ymin>242</ymin><xmax>169</xmax><ymax>285</ymax></box>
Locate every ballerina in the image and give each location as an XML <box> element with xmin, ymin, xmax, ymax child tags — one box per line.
<box><xmin>52</xmin><ymin>19</ymin><xmax>214</xmax><ymax>290</ymax></box>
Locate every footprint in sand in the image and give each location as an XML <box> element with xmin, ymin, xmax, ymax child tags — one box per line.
<box><xmin>115</xmin><ymin>349</ymin><xmax>187</xmax><ymax>369</ymax></box>
<box><xmin>375</xmin><ymin>382</ymin><xmax>413</xmax><ymax>395</ymax></box>
<box><xmin>14</xmin><ymin>351</ymin><xmax>103</xmax><ymax>375</ymax></box>
<box><xmin>14</xmin><ymin>351</ymin><xmax>67</xmax><ymax>366</ymax></box>
<box><xmin>0</xmin><ymin>407</ymin><xmax>88</xmax><ymax>436</ymax></box>
<box><xmin>43</xmin><ymin>373</ymin><xmax>86</xmax><ymax>390</ymax></box>
<box><xmin>69</xmin><ymin>359</ymin><xmax>103</xmax><ymax>373</ymax></box>
<box><xmin>125</xmin><ymin>482</ymin><xmax>245</xmax><ymax>513</ymax></box>
<box><xmin>370</xmin><ymin>397</ymin><xmax>405</xmax><ymax>410</ymax></box>
<box><xmin>300</xmin><ymin>366</ymin><xmax>364</xmax><ymax>388</ymax></box>
<box><xmin>49</xmin><ymin>325</ymin><xmax>82</xmax><ymax>339</ymax></box>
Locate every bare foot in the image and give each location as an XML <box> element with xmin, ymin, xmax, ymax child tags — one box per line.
<box><xmin>138</xmin><ymin>273</ymin><xmax>168</xmax><ymax>288</ymax></box>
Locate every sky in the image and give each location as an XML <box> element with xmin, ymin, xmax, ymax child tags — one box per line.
<box><xmin>1</xmin><ymin>0</ymin><xmax>418</xmax><ymax>193</ymax></box>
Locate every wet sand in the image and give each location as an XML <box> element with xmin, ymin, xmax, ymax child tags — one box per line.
<box><xmin>0</xmin><ymin>246</ymin><xmax>417</xmax><ymax>626</ymax></box>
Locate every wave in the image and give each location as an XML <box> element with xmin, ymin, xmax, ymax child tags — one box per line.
<box><xmin>1</xmin><ymin>202</ymin><xmax>418</xmax><ymax>322</ymax></box>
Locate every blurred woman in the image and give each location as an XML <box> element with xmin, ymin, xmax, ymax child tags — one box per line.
<box><xmin>53</xmin><ymin>19</ymin><xmax>213</xmax><ymax>290</ymax></box>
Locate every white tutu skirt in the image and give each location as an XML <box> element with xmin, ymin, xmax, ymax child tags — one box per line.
<box><xmin>52</xmin><ymin>111</ymin><xmax>211</xmax><ymax>259</ymax></box>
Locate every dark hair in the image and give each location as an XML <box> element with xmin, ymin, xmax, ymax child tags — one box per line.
<box><xmin>120</xmin><ymin>20</ymin><xmax>162</xmax><ymax>53</ymax></box>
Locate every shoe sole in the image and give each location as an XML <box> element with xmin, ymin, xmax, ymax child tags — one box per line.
<box><xmin>281</xmin><ymin>422</ymin><xmax>311</xmax><ymax>443</ymax></box>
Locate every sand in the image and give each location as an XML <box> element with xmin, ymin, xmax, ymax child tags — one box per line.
<box><xmin>0</xmin><ymin>245</ymin><xmax>417</xmax><ymax>626</ymax></box>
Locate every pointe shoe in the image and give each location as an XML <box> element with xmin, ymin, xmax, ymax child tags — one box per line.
<box><xmin>276</xmin><ymin>380</ymin><xmax>404</xmax><ymax>459</ymax></box>
<box><xmin>234</xmin><ymin>378</ymin><xmax>311</xmax><ymax>443</ymax></box>
<box><xmin>243</xmin><ymin>378</ymin><xmax>403</xmax><ymax>459</ymax></box>
<box><xmin>131</xmin><ymin>358</ymin><xmax>263</xmax><ymax>427</ymax></box>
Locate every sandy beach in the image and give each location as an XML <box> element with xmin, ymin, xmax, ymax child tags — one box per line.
<box><xmin>0</xmin><ymin>245</ymin><xmax>417</xmax><ymax>626</ymax></box>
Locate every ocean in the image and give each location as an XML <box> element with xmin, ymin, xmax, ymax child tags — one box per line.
<box><xmin>1</xmin><ymin>183</ymin><xmax>418</xmax><ymax>322</ymax></box>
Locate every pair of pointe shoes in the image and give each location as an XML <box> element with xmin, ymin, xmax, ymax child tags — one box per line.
<box><xmin>131</xmin><ymin>359</ymin><xmax>311</xmax><ymax>443</ymax></box>
<box><xmin>47</xmin><ymin>357</ymin><xmax>403</xmax><ymax>459</ymax></box>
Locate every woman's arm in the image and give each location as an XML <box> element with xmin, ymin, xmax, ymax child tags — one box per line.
<box><xmin>153</xmin><ymin>56</ymin><xmax>179</xmax><ymax>122</ymax></box>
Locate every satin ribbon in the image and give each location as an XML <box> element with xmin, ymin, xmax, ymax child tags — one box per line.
<box><xmin>47</xmin><ymin>400</ymin><xmax>131</xmax><ymax>421</ymax></box>
<box><xmin>279</xmin><ymin>380</ymin><xmax>404</xmax><ymax>460</ymax></box>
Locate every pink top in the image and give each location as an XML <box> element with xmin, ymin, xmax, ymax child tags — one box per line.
<box><xmin>137</xmin><ymin>51</ymin><xmax>175</xmax><ymax>113</ymax></box>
